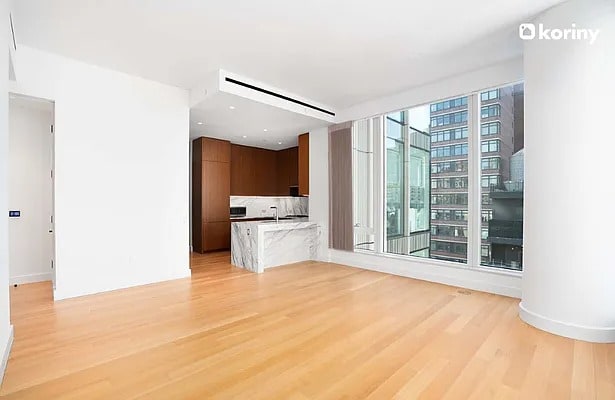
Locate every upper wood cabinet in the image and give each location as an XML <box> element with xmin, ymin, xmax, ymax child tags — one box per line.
<box><xmin>276</xmin><ymin>147</ymin><xmax>298</xmax><ymax>195</ymax></box>
<box><xmin>202</xmin><ymin>138</ymin><xmax>231</xmax><ymax>163</ymax></box>
<box><xmin>230</xmin><ymin>144</ymin><xmax>291</xmax><ymax>196</ymax></box>
<box><xmin>192</xmin><ymin>137</ymin><xmax>231</xmax><ymax>253</ymax></box>
<box><xmin>298</xmin><ymin>133</ymin><xmax>309</xmax><ymax>196</ymax></box>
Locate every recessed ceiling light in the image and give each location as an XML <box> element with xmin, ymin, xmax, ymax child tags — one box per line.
<box><xmin>263</xmin><ymin>128</ymin><xmax>268</xmax><ymax>132</ymax></box>
<box><xmin>242</xmin><ymin>135</ymin><xmax>247</xmax><ymax>138</ymax></box>
<box><xmin>278</xmin><ymin>142</ymin><xmax>282</xmax><ymax>145</ymax></box>
<box><xmin>197</xmin><ymin>122</ymin><xmax>203</xmax><ymax>125</ymax></box>
<box><xmin>229</xmin><ymin>106</ymin><xmax>235</xmax><ymax>110</ymax></box>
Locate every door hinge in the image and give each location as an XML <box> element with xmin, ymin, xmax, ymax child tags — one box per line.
<box><xmin>50</xmin><ymin>124</ymin><xmax>54</xmax><ymax>133</ymax></box>
<box><xmin>51</xmin><ymin>260</ymin><xmax>54</xmax><ymax>269</ymax></box>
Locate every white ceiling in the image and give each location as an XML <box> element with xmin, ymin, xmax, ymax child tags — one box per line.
<box><xmin>12</xmin><ymin>0</ymin><xmax>564</xmax><ymax>144</ymax></box>
<box><xmin>190</xmin><ymin>92</ymin><xmax>324</xmax><ymax>150</ymax></box>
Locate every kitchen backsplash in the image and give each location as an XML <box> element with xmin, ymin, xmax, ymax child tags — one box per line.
<box><xmin>230</xmin><ymin>196</ymin><xmax>308</xmax><ymax>218</ymax></box>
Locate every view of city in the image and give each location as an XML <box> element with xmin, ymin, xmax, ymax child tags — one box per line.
<box><xmin>383</xmin><ymin>83</ymin><xmax>524</xmax><ymax>270</ymax></box>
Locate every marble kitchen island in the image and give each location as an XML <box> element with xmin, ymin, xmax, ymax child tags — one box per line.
<box><xmin>231</xmin><ymin>219</ymin><xmax>319</xmax><ymax>273</ymax></box>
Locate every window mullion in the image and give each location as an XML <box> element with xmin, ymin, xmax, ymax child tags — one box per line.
<box><xmin>467</xmin><ymin>93</ymin><xmax>482</xmax><ymax>267</ymax></box>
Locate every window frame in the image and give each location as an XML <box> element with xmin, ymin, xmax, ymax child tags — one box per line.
<box><xmin>350</xmin><ymin>81</ymin><xmax>524</xmax><ymax>276</ymax></box>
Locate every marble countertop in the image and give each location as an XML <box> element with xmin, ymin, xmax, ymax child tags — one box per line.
<box><xmin>231</xmin><ymin>217</ymin><xmax>319</xmax><ymax>273</ymax></box>
<box><xmin>231</xmin><ymin>218</ymin><xmax>314</xmax><ymax>232</ymax></box>
<box><xmin>230</xmin><ymin>216</ymin><xmax>309</xmax><ymax>221</ymax></box>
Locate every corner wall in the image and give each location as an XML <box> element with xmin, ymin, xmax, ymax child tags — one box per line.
<box><xmin>1</xmin><ymin>0</ymin><xmax>15</xmax><ymax>383</ymax></box>
<box><xmin>520</xmin><ymin>0</ymin><xmax>615</xmax><ymax>342</ymax></box>
<box><xmin>308</xmin><ymin>127</ymin><xmax>329</xmax><ymax>261</ymax></box>
<box><xmin>9</xmin><ymin>46</ymin><xmax>191</xmax><ymax>300</ymax></box>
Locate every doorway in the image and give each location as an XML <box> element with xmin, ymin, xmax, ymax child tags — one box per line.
<box><xmin>7</xmin><ymin>94</ymin><xmax>55</xmax><ymax>295</ymax></box>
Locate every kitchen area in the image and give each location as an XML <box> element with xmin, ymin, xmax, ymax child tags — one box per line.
<box><xmin>192</xmin><ymin>133</ymin><xmax>319</xmax><ymax>272</ymax></box>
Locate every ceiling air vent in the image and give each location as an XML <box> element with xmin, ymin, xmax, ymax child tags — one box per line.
<box><xmin>224</xmin><ymin>77</ymin><xmax>335</xmax><ymax>117</ymax></box>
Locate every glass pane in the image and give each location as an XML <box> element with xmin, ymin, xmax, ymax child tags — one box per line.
<box><xmin>386</xmin><ymin>132</ymin><xmax>404</xmax><ymax>238</ymax></box>
<box><xmin>352</xmin><ymin>118</ymin><xmax>375</xmax><ymax>251</ymax></box>
<box><xmin>480</xmin><ymin>83</ymin><xmax>524</xmax><ymax>271</ymax></box>
<box><xmin>384</xmin><ymin>97</ymin><xmax>468</xmax><ymax>263</ymax></box>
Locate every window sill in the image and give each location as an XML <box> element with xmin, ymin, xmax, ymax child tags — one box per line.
<box><xmin>351</xmin><ymin>248</ymin><xmax>522</xmax><ymax>278</ymax></box>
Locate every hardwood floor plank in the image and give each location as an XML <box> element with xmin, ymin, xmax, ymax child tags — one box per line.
<box><xmin>0</xmin><ymin>251</ymin><xmax>613</xmax><ymax>399</ymax></box>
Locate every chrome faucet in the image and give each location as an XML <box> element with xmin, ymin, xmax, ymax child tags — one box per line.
<box><xmin>270</xmin><ymin>206</ymin><xmax>278</xmax><ymax>223</ymax></box>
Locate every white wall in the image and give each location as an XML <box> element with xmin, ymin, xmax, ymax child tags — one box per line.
<box><xmin>10</xmin><ymin>46</ymin><xmax>191</xmax><ymax>300</ymax></box>
<box><xmin>520</xmin><ymin>0</ymin><xmax>615</xmax><ymax>342</ymax></box>
<box><xmin>308</xmin><ymin>127</ymin><xmax>329</xmax><ymax>261</ymax></box>
<box><xmin>8</xmin><ymin>100</ymin><xmax>54</xmax><ymax>285</ymax></box>
<box><xmin>337</xmin><ymin>57</ymin><xmax>523</xmax><ymax>122</ymax></box>
<box><xmin>1</xmin><ymin>0</ymin><xmax>15</xmax><ymax>384</ymax></box>
<box><xmin>310</xmin><ymin>59</ymin><xmax>524</xmax><ymax>298</ymax></box>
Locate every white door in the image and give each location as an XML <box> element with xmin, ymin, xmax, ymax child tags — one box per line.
<box><xmin>8</xmin><ymin>96</ymin><xmax>55</xmax><ymax>287</ymax></box>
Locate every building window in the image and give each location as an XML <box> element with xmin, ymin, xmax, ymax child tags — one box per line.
<box><xmin>481</xmin><ymin>122</ymin><xmax>500</xmax><ymax>136</ymax></box>
<box><xmin>432</xmin><ymin>193</ymin><xmax>468</xmax><ymax>206</ymax></box>
<box><xmin>481</xmin><ymin>209</ymin><xmax>493</xmax><ymax>222</ymax></box>
<box><xmin>430</xmin><ymin>96</ymin><xmax>468</xmax><ymax>112</ymax></box>
<box><xmin>481</xmin><ymin>104</ymin><xmax>500</xmax><ymax>118</ymax></box>
<box><xmin>431</xmin><ymin>143</ymin><xmax>468</xmax><ymax>158</ymax></box>
<box><xmin>481</xmin><ymin>140</ymin><xmax>500</xmax><ymax>153</ymax></box>
<box><xmin>431</xmin><ymin>225</ymin><xmax>468</xmax><ymax>238</ymax></box>
<box><xmin>431</xmin><ymin>177</ymin><xmax>468</xmax><ymax>189</ymax></box>
<box><xmin>481</xmin><ymin>157</ymin><xmax>500</xmax><ymax>170</ymax></box>
<box><xmin>480</xmin><ymin>89</ymin><xmax>499</xmax><ymax>101</ymax></box>
<box><xmin>481</xmin><ymin>175</ymin><xmax>501</xmax><ymax>188</ymax></box>
<box><xmin>431</xmin><ymin>160</ymin><xmax>468</xmax><ymax>173</ymax></box>
<box><xmin>431</xmin><ymin>210</ymin><xmax>468</xmax><ymax>221</ymax></box>
<box><xmin>431</xmin><ymin>127</ymin><xmax>468</xmax><ymax>143</ymax></box>
<box><xmin>431</xmin><ymin>241</ymin><xmax>467</xmax><ymax>256</ymax></box>
<box><xmin>430</xmin><ymin>110</ymin><xmax>468</xmax><ymax>127</ymax></box>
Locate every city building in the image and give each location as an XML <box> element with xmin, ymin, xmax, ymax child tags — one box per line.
<box><xmin>429</xmin><ymin>85</ymin><xmax>524</xmax><ymax>267</ymax></box>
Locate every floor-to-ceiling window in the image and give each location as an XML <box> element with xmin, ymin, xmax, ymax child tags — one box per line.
<box><xmin>383</xmin><ymin>98</ymin><xmax>470</xmax><ymax>263</ymax></box>
<box><xmin>352</xmin><ymin>118</ymin><xmax>377</xmax><ymax>251</ymax></box>
<box><xmin>352</xmin><ymin>82</ymin><xmax>523</xmax><ymax>272</ymax></box>
<box><xmin>479</xmin><ymin>83</ymin><xmax>524</xmax><ymax>270</ymax></box>
<box><xmin>384</xmin><ymin>108</ymin><xmax>432</xmax><ymax>257</ymax></box>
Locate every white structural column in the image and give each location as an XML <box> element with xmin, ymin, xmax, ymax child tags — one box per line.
<box><xmin>520</xmin><ymin>0</ymin><xmax>615</xmax><ymax>342</ymax></box>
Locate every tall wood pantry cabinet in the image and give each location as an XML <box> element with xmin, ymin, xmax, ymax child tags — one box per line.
<box><xmin>192</xmin><ymin>137</ymin><xmax>231</xmax><ymax>253</ymax></box>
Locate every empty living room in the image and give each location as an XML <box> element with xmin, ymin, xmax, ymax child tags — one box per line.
<box><xmin>0</xmin><ymin>0</ymin><xmax>614</xmax><ymax>398</ymax></box>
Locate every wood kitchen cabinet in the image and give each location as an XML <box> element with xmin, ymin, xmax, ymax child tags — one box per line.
<box><xmin>276</xmin><ymin>146</ymin><xmax>298</xmax><ymax>195</ymax></box>
<box><xmin>192</xmin><ymin>137</ymin><xmax>231</xmax><ymax>253</ymax></box>
<box><xmin>298</xmin><ymin>133</ymin><xmax>309</xmax><ymax>196</ymax></box>
<box><xmin>230</xmin><ymin>144</ymin><xmax>291</xmax><ymax>196</ymax></box>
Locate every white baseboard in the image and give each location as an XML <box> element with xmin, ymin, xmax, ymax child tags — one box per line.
<box><xmin>53</xmin><ymin>268</ymin><xmax>192</xmax><ymax>301</ymax></box>
<box><xmin>10</xmin><ymin>272</ymin><xmax>53</xmax><ymax>285</ymax></box>
<box><xmin>328</xmin><ymin>249</ymin><xmax>522</xmax><ymax>298</ymax></box>
<box><xmin>0</xmin><ymin>325</ymin><xmax>14</xmax><ymax>384</ymax></box>
<box><xmin>519</xmin><ymin>302</ymin><xmax>615</xmax><ymax>343</ymax></box>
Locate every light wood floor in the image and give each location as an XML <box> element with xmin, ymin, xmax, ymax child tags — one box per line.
<box><xmin>1</xmin><ymin>252</ymin><xmax>614</xmax><ymax>399</ymax></box>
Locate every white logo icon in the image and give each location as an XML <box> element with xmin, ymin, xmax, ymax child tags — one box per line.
<box><xmin>518</xmin><ymin>22</ymin><xmax>599</xmax><ymax>44</ymax></box>
<box><xmin>519</xmin><ymin>24</ymin><xmax>536</xmax><ymax>40</ymax></box>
